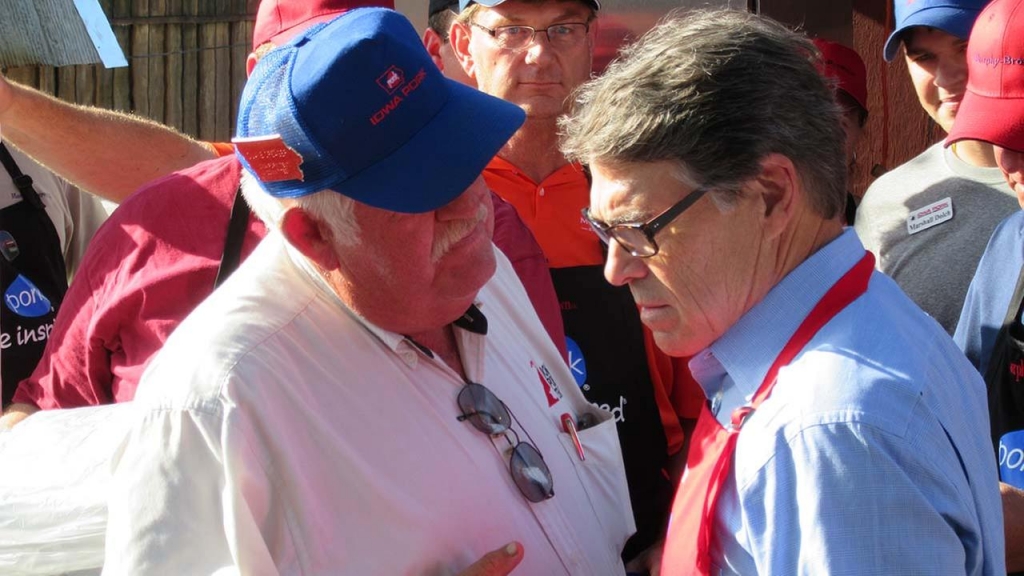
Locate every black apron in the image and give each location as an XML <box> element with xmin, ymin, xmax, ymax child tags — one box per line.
<box><xmin>0</xmin><ymin>143</ymin><xmax>68</xmax><ymax>407</ymax></box>
<box><xmin>551</xmin><ymin>263</ymin><xmax>672</xmax><ymax>562</ymax></box>
<box><xmin>982</xmin><ymin>263</ymin><xmax>1024</xmax><ymax>576</ymax></box>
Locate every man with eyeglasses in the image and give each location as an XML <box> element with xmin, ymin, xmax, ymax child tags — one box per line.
<box><xmin>449</xmin><ymin>1</ymin><xmax>704</xmax><ymax>566</ymax></box>
<box><xmin>562</xmin><ymin>8</ymin><xmax>1004</xmax><ymax>574</ymax></box>
<box><xmin>102</xmin><ymin>8</ymin><xmax>633</xmax><ymax>575</ymax></box>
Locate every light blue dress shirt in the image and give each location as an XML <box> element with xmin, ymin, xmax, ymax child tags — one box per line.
<box><xmin>687</xmin><ymin>229</ymin><xmax>1004</xmax><ymax>575</ymax></box>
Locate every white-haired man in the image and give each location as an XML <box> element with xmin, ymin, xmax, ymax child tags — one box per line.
<box><xmin>102</xmin><ymin>9</ymin><xmax>632</xmax><ymax>574</ymax></box>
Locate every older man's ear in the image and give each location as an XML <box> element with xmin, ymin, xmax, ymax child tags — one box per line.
<box><xmin>280</xmin><ymin>207</ymin><xmax>341</xmax><ymax>270</ymax></box>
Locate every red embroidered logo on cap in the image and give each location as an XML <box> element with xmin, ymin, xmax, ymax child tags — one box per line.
<box><xmin>377</xmin><ymin>65</ymin><xmax>406</xmax><ymax>94</ymax></box>
<box><xmin>369</xmin><ymin>67</ymin><xmax>428</xmax><ymax>126</ymax></box>
<box><xmin>232</xmin><ymin>135</ymin><xmax>305</xmax><ymax>183</ymax></box>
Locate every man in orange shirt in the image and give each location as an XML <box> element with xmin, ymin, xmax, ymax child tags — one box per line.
<box><xmin>448</xmin><ymin>0</ymin><xmax>701</xmax><ymax>564</ymax></box>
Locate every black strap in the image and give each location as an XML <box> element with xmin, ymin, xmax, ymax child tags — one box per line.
<box><xmin>214</xmin><ymin>185</ymin><xmax>251</xmax><ymax>289</ymax></box>
<box><xmin>0</xmin><ymin>143</ymin><xmax>46</xmax><ymax>211</ymax></box>
<box><xmin>999</xmin><ymin>263</ymin><xmax>1024</xmax><ymax>334</ymax></box>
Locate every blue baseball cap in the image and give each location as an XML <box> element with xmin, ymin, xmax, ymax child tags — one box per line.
<box><xmin>883</xmin><ymin>0</ymin><xmax>991</xmax><ymax>61</ymax></box>
<box><xmin>458</xmin><ymin>0</ymin><xmax>599</xmax><ymax>13</ymax></box>
<box><xmin>233</xmin><ymin>8</ymin><xmax>525</xmax><ymax>213</ymax></box>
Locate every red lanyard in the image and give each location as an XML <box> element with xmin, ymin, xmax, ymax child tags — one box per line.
<box><xmin>661</xmin><ymin>252</ymin><xmax>875</xmax><ymax>575</ymax></box>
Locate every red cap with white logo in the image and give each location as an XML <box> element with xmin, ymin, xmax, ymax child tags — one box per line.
<box><xmin>946</xmin><ymin>0</ymin><xmax>1024</xmax><ymax>152</ymax></box>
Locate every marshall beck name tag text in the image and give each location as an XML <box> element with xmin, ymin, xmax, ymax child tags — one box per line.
<box><xmin>907</xmin><ymin>197</ymin><xmax>954</xmax><ymax>235</ymax></box>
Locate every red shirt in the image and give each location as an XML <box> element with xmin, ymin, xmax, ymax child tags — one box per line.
<box><xmin>14</xmin><ymin>156</ymin><xmax>264</xmax><ymax>406</ymax></box>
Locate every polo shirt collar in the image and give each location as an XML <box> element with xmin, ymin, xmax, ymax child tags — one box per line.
<box><xmin>486</xmin><ymin>156</ymin><xmax>587</xmax><ymax>187</ymax></box>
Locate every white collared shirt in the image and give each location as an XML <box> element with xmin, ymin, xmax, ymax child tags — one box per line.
<box><xmin>102</xmin><ymin>231</ymin><xmax>633</xmax><ymax>575</ymax></box>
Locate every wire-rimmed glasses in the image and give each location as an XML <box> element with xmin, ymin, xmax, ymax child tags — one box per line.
<box><xmin>456</xmin><ymin>382</ymin><xmax>555</xmax><ymax>503</ymax></box>
<box><xmin>471</xmin><ymin>21</ymin><xmax>591</xmax><ymax>51</ymax></box>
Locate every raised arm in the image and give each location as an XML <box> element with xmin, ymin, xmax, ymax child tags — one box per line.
<box><xmin>0</xmin><ymin>74</ymin><xmax>216</xmax><ymax>202</ymax></box>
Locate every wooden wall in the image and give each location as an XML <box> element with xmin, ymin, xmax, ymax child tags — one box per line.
<box><xmin>852</xmin><ymin>0</ymin><xmax>941</xmax><ymax>195</ymax></box>
<box><xmin>757</xmin><ymin>0</ymin><xmax>939</xmax><ymax>198</ymax></box>
<box><xmin>3</xmin><ymin>0</ymin><xmax>257</xmax><ymax>143</ymax></box>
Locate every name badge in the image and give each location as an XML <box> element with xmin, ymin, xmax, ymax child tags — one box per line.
<box><xmin>907</xmin><ymin>197</ymin><xmax>954</xmax><ymax>235</ymax></box>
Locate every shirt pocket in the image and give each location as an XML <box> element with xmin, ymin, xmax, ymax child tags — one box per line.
<box><xmin>556</xmin><ymin>411</ymin><xmax>636</xmax><ymax>554</ymax></box>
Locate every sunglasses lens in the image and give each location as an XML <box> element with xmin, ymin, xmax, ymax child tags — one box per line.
<box><xmin>510</xmin><ymin>442</ymin><xmax>554</xmax><ymax>503</ymax></box>
<box><xmin>457</xmin><ymin>383</ymin><xmax>511</xmax><ymax>435</ymax></box>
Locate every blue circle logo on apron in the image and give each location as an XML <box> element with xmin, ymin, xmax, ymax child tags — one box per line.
<box><xmin>566</xmin><ymin>336</ymin><xmax>587</xmax><ymax>387</ymax></box>
<box><xmin>5</xmin><ymin>274</ymin><xmax>52</xmax><ymax>318</ymax></box>
<box><xmin>1000</xmin><ymin>430</ymin><xmax>1024</xmax><ymax>489</ymax></box>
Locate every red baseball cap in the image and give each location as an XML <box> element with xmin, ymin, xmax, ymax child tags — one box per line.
<box><xmin>252</xmin><ymin>0</ymin><xmax>395</xmax><ymax>49</ymax></box>
<box><xmin>946</xmin><ymin>0</ymin><xmax>1024</xmax><ymax>152</ymax></box>
<box><xmin>813</xmin><ymin>38</ymin><xmax>868</xmax><ymax>114</ymax></box>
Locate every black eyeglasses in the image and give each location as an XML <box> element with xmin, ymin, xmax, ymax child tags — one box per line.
<box><xmin>471</xmin><ymin>22</ymin><xmax>591</xmax><ymax>51</ymax></box>
<box><xmin>581</xmin><ymin>186</ymin><xmax>708</xmax><ymax>257</ymax></box>
<box><xmin>456</xmin><ymin>382</ymin><xmax>555</xmax><ymax>503</ymax></box>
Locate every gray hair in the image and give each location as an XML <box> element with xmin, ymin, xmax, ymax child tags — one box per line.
<box><xmin>240</xmin><ymin>170</ymin><xmax>360</xmax><ymax>247</ymax></box>
<box><xmin>560</xmin><ymin>9</ymin><xmax>847</xmax><ymax>218</ymax></box>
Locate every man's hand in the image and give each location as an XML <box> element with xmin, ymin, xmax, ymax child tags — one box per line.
<box><xmin>0</xmin><ymin>402</ymin><xmax>39</xmax><ymax>430</ymax></box>
<box><xmin>457</xmin><ymin>542</ymin><xmax>524</xmax><ymax>576</ymax></box>
<box><xmin>1002</xmin><ymin>482</ymin><xmax>1024</xmax><ymax>572</ymax></box>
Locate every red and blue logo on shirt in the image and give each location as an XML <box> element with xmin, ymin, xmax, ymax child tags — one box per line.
<box><xmin>532</xmin><ymin>360</ymin><xmax>563</xmax><ymax>407</ymax></box>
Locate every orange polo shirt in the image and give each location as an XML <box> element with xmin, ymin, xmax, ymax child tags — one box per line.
<box><xmin>483</xmin><ymin>157</ymin><xmax>603</xmax><ymax>269</ymax></box>
<box><xmin>484</xmin><ymin>157</ymin><xmax>703</xmax><ymax>456</ymax></box>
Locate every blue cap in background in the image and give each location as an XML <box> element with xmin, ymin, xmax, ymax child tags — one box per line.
<box><xmin>883</xmin><ymin>0</ymin><xmax>991</xmax><ymax>61</ymax></box>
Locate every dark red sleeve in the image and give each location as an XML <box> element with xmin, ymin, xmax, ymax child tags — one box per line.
<box><xmin>490</xmin><ymin>192</ymin><xmax>568</xmax><ymax>361</ymax></box>
<box><xmin>14</xmin><ymin>156</ymin><xmax>264</xmax><ymax>408</ymax></box>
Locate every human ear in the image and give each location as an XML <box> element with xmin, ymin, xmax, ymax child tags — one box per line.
<box><xmin>422</xmin><ymin>28</ymin><xmax>446</xmax><ymax>73</ymax></box>
<box><xmin>449</xmin><ymin>20</ymin><xmax>477</xmax><ymax>80</ymax></box>
<box><xmin>752</xmin><ymin>153</ymin><xmax>799</xmax><ymax>241</ymax></box>
<box><xmin>280</xmin><ymin>206</ymin><xmax>341</xmax><ymax>270</ymax></box>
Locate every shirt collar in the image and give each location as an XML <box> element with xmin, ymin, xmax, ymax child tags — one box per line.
<box><xmin>694</xmin><ymin>228</ymin><xmax>867</xmax><ymax>400</ymax></box>
<box><xmin>282</xmin><ymin>235</ymin><xmax>488</xmax><ymax>364</ymax></box>
<box><xmin>486</xmin><ymin>156</ymin><xmax>587</xmax><ymax>186</ymax></box>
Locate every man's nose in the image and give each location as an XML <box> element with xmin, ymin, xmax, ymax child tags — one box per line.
<box><xmin>524</xmin><ymin>30</ymin><xmax>557</xmax><ymax>64</ymax></box>
<box><xmin>438</xmin><ymin>177</ymin><xmax>488</xmax><ymax>219</ymax></box>
<box><xmin>934</xmin><ymin>58</ymin><xmax>967</xmax><ymax>92</ymax></box>
<box><xmin>604</xmin><ymin>241</ymin><xmax>647</xmax><ymax>286</ymax></box>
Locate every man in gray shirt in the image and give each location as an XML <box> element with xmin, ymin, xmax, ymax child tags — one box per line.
<box><xmin>855</xmin><ymin>0</ymin><xmax>1017</xmax><ymax>334</ymax></box>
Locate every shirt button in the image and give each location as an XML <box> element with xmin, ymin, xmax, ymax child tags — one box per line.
<box><xmin>710</xmin><ymin>389</ymin><xmax>724</xmax><ymax>417</ymax></box>
<box><xmin>538</xmin><ymin>187</ymin><xmax>546</xmax><ymax>196</ymax></box>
